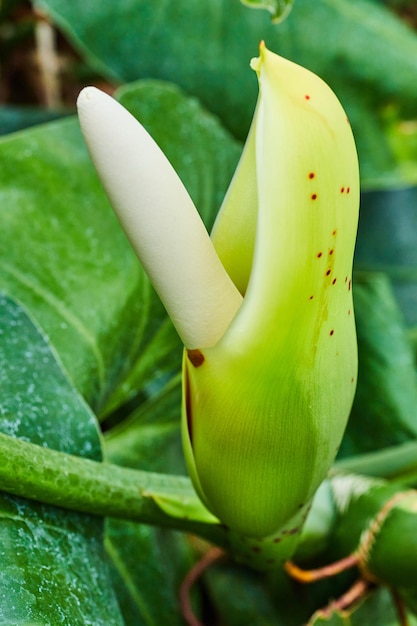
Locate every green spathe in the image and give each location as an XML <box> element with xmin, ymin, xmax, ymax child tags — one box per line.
<box><xmin>77</xmin><ymin>43</ymin><xmax>359</xmax><ymax>542</ymax></box>
<box><xmin>182</xmin><ymin>44</ymin><xmax>359</xmax><ymax>538</ymax></box>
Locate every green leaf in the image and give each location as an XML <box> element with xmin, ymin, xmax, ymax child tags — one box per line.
<box><xmin>355</xmin><ymin>187</ymin><xmax>417</xmax><ymax>328</ymax></box>
<box><xmin>205</xmin><ymin>563</ymin><xmax>290</xmax><ymax>626</ymax></box>
<box><xmin>106</xmin><ymin>522</ymin><xmax>195</xmax><ymax>626</ymax></box>
<box><xmin>0</xmin><ymin>115</ymin><xmax>146</xmax><ymax>410</ymax></box>
<box><xmin>34</xmin><ymin>0</ymin><xmax>417</xmax><ymax>186</ymax></box>
<box><xmin>339</xmin><ymin>272</ymin><xmax>417</xmax><ymax>457</ymax></box>
<box><xmin>0</xmin><ymin>106</ymin><xmax>69</xmax><ymax>136</ymax></box>
<box><xmin>0</xmin><ymin>293</ymin><xmax>123</xmax><ymax>624</ymax></box>
<box><xmin>104</xmin><ymin>375</ymin><xmax>183</xmax><ymax>470</ymax></box>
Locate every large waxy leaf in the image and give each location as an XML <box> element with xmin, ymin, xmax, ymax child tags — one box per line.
<box><xmin>340</xmin><ymin>272</ymin><xmax>417</xmax><ymax>457</ymax></box>
<box><xmin>355</xmin><ymin>186</ymin><xmax>417</xmax><ymax>328</ymax></box>
<box><xmin>205</xmin><ymin>563</ymin><xmax>297</xmax><ymax>626</ymax></box>
<box><xmin>33</xmin><ymin>0</ymin><xmax>417</xmax><ymax>187</ymax></box>
<box><xmin>0</xmin><ymin>115</ymin><xmax>146</xmax><ymax>410</ymax></box>
<box><xmin>0</xmin><ymin>80</ymin><xmax>240</xmax><ymax>416</ymax></box>
<box><xmin>0</xmin><ymin>106</ymin><xmax>69</xmax><ymax>136</ymax></box>
<box><xmin>104</xmin><ymin>374</ymin><xmax>183</xmax><ymax>471</ymax></box>
<box><xmin>0</xmin><ymin>293</ymin><xmax>123</xmax><ymax>624</ymax></box>
<box><xmin>106</xmin><ymin>521</ymin><xmax>195</xmax><ymax>626</ymax></box>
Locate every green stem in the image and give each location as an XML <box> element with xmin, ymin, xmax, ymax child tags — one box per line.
<box><xmin>332</xmin><ymin>441</ymin><xmax>417</xmax><ymax>485</ymax></box>
<box><xmin>0</xmin><ymin>432</ymin><xmax>228</xmax><ymax>548</ymax></box>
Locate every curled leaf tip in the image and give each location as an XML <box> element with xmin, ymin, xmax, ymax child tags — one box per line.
<box><xmin>240</xmin><ymin>0</ymin><xmax>294</xmax><ymax>24</ymax></box>
<box><xmin>250</xmin><ymin>41</ymin><xmax>266</xmax><ymax>74</ymax></box>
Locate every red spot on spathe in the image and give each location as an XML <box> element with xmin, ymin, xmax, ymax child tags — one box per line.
<box><xmin>187</xmin><ymin>349</ymin><xmax>205</xmax><ymax>367</ymax></box>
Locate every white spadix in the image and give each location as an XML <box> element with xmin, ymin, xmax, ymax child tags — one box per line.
<box><xmin>77</xmin><ymin>87</ymin><xmax>242</xmax><ymax>349</ymax></box>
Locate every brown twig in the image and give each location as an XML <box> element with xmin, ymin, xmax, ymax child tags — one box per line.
<box><xmin>307</xmin><ymin>579</ymin><xmax>370</xmax><ymax>625</ymax></box>
<box><xmin>180</xmin><ymin>546</ymin><xmax>226</xmax><ymax>626</ymax></box>
<box><xmin>284</xmin><ymin>553</ymin><xmax>359</xmax><ymax>583</ymax></box>
<box><xmin>392</xmin><ymin>590</ymin><xmax>409</xmax><ymax>626</ymax></box>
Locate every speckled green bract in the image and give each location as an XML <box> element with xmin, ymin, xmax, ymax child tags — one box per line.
<box><xmin>228</xmin><ymin>502</ymin><xmax>311</xmax><ymax>570</ymax></box>
<box><xmin>182</xmin><ymin>46</ymin><xmax>359</xmax><ymax>541</ymax></box>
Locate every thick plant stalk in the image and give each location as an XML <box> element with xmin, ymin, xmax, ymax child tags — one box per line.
<box><xmin>1</xmin><ymin>428</ymin><xmax>417</xmax><ymax>596</ymax></box>
<box><xmin>0</xmin><ymin>432</ymin><xmax>226</xmax><ymax>548</ymax></box>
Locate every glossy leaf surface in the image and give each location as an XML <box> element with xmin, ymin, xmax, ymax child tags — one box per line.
<box><xmin>0</xmin><ymin>293</ymin><xmax>123</xmax><ymax>624</ymax></box>
<box><xmin>34</xmin><ymin>0</ymin><xmax>417</xmax><ymax>187</ymax></box>
<box><xmin>340</xmin><ymin>273</ymin><xmax>417</xmax><ymax>456</ymax></box>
